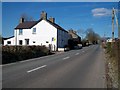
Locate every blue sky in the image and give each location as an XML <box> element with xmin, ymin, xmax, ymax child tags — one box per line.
<box><xmin>2</xmin><ymin>2</ymin><xmax>119</xmax><ymax>38</ymax></box>
<box><xmin>0</xmin><ymin>2</ymin><xmax>2</xmax><ymax>35</ymax></box>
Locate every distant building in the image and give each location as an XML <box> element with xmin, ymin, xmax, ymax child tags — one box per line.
<box><xmin>67</xmin><ymin>29</ymin><xmax>81</xmax><ymax>49</ymax></box>
<box><xmin>106</xmin><ymin>38</ymin><xmax>113</xmax><ymax>42</ymax></box>
<box><xmin>4</xmin><ymin>11</ymin><xmax>70</xmax><ymax>51</ymax></box>
<box><xmin>68</xmin><ymin>29</ymin><xmax>81</xmax><ymax>44</ymax></box>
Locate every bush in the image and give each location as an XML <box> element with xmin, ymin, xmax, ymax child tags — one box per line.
<box><xmin>106</xmin><ymin>42</ymin><xmax>112</xmax><ymax>54</ymax></box>
<box><xmin>2</xmin><ymin>46</ymin><xmax>51</xmax><ymax>64</ymax></box>
<box><xmin>105</xmin><ymin>40</ymin><xmax>120</xmax><ymax>88</ymax></box>
<box><xmin>106</xmin><ymin>41</ymin><xmax>120</xmax><ymax>59</ymax></box>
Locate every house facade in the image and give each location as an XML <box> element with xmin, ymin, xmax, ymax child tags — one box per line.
<box><xmin>4</xmin><ymin>11</ymin><xmax>70</xmax><ymax>51</ymax></box>
<box><xmin>68</xmin><ymin>29</ymin><xmax>81</xmax><ymax>44</ymax></box>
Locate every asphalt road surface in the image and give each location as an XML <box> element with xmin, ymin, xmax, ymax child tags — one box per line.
<box><xmin>2</xmin><ymin>45</ymin><xmax>106</xmax><ymax>88</ymax></box>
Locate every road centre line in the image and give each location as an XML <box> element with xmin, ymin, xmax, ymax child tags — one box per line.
<box><xmin>27</xmin><ymin>65</ymin><xmax>47</xmax><ymax>73</ymax></box>
<box><xmin>63</xmin><ymin>57</ymin><xmax>70</xmax><ymax>60</ymax></box>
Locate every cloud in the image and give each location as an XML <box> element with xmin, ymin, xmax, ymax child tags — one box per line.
<box><xmin>92</xmin><ymin>8</ymin><xmax>112</xmax><ymax>17</ymax></box>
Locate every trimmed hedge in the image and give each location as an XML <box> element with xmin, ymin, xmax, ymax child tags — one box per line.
<box><xmin>106</xmin><ymin>40</ymin><xmax>120</xmax><ymax>60</ymax></box>
<box><xmin>2</xmin><ymin>46</ymin><xmax>52</xmax><ymax>64</ymax></box>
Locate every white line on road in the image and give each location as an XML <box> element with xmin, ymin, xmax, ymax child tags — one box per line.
<box><xmin>75</xmin><ymin>53</ymin><xmax>79</xmax><ymax>55</ymax></box>
<box><xmin>2</xmin><ymin>62</ymin><xmax>18</xmax><ymax>67</ymax></box>
<box><xmin>63</xmin><ymin>57</ymin><xmax>70</xmax><ymax>60</ymax></box>
<box><xmin>27</xmin><ymin>65</ymin><xmax>47</xmax><ymax>73</ymax></box>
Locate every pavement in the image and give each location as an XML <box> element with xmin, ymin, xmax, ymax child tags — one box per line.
<box><xmin>2</xmin><ymin>45</ymin><xmax>106</xmax><ymax>88</ymax></box>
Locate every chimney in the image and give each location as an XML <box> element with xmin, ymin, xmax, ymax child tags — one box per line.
<box><xmin>49</xmin><ymin>17</ymin><xmax>55</xmax><ymax>23</ymax></box>
<box><xmin>20</xmin><ymin>17</ymin><xmax>24</xmax><ymax>23</ymax></box>
<box><xmin>41</xmin><ymin>11</ymin><xmax>47</xmax><ymax>20</ymax></box>
<box><xmin>74</xmin><ymin>31</ymin><xmax>77</xmax><ymax>34</ymax></box>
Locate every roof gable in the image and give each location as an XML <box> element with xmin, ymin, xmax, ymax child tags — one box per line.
<box><xmin>46</xmin><ymin>20</ymin><xmax>68</xmax><ymax>33</ymax></box>
<box><xmin>15</xmin><ymin>19</ymin><xmax>68</xmax><ymax>33</ymax></box>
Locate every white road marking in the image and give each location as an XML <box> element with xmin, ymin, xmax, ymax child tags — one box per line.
<box><xmin>2</xmin><ymin>62</ymin><xmax>17</xmax><ymax>67</ymax></box>
<box><xmin>20</xmin><ymin>59</ymin><xmax>34</xmax><ymax>63</ymax></box>
<box><xmin>75</xmin><ymin>53</ymin><xmax>79</xmax><ymax>55</ymax></box>
<box><xmin>27</xmin><ymin>65</ymin><xmax>47</xmax><ymax>73</ymax></box>
<box><xmin>3</xmin><ymin>54</ymin><xmax>57</xmax><ymax>67</ymax></box>
<box><xmin>63</xmin><ymin>57</ymin><xmax>70</xmax><ymax>60</ymax></box>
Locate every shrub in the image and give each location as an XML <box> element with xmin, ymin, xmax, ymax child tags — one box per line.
<box><xmin>2</xmin><ymin>46</ymin><xmax>51</xmax><ymax>64</ymax></box>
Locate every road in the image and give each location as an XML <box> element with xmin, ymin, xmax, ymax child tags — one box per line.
<box><xmin>2</xmin><ymin>45</ymin><xmax>106</xmax><ymax>88</ymax></box>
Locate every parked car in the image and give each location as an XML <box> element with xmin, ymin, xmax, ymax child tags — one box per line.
<box><xmin>78</xmin><ymin>44</ymin><xmax>82</xmax><ymax>49</ymax></box>
<box><xmin>74</xmin><ymin>44</ymin><xmax>82</xmax><ymax>49</ymax></box>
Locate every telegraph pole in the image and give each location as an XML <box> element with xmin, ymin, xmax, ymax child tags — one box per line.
<box><xmin>112</xmin><ymin>8</ymin><xmax>115</xmax><ymax>41</ymax></box>
<box><xmin>112</xmin><ymin>7</ymin><xmax>119</xmax><ymax>40</ymax></box>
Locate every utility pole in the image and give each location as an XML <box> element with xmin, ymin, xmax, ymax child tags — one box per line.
<box><xmin>112</xmin><ymin>7</ymin><xmax>119</xmax><ymax>40</ymax></box>
<box><xmin>112</xmin><ymin>7</ymin><xmax>115</xmax><ymax>41</ymax></box>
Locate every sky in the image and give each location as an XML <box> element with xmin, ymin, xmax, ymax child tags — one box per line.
<box><xmin>0</xmin><ymin>2</ymin><xmax>1</xmax><ymax>35</ymax></box>
<box><xmin>1</xmin><ymin>0</ymin><xmax>120</xmax><ymax>2</ymax></box>
<box><xmin>2</xmin><ymin>2</ymin><xmax>119</xmax><ymax>38</ymax></box>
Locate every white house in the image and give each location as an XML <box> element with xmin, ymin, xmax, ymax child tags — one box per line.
<box><xmin>4</xmin><ymin>11</ymin><xmax>70</xmax><ymax>51</ymax></box>
<box><xmin>106</xmin><ymin>38</ymin><xmax>113</xmax><ymax>42</ymax></box>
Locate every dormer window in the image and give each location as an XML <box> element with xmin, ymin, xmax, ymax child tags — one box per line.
<box><xmin>33</xmin><ymin>28</ymin><xmax>36</xmax><ymax>34</ymax></box>
<box><xmin>19</xmin><ymin>29</ymin><xmax>23</xmax><ymax>35</ymax></box>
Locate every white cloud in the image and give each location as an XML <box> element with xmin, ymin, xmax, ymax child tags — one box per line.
<box><xmin>92</xmin><ymin>8</ymin><xmax>112</xmax><ymax>17</ymax></box>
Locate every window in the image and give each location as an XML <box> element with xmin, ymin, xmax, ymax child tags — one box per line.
<box><xmin>33</xmin><ymin>28</ymin><xmax>36</xmax><ymax>34</ymax></box>
<box><xmin>19</xmin><ymin>40</ymin><xmax>23</xmax><ymax>45</ymax></box>
<box><xmin>46</xmin><ymin>41</ymin><xmax>49</xmax><ymax>43</ymax></box>
<box><xmin>7</xmin><ymin>41</ymin><xmax>11</xmax><ymax>44</ymax></box>
<box><xmin>19</xmin><ymin>29</ymin><xmax>23</xmax><ymax>35</ymax></box>
<box><xmin>33</xmin><ymin>41</ymin><xmax>35</xmax><ymax>43</ymax></box>
<box><xmin>52</xmin><ymin>37</ymin><xmax>56</xmax><ymax>41</ymax></box>
<box><xmin>25</xmin><ymin>39</ymin><xmax>29</xmax><ymax>45</ymax></box>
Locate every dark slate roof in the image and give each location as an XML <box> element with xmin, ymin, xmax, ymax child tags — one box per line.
<box><xmin>15</xmin><ymin>19</ymin><xmax>68</xmax><ymax>33</ymax></box>
<box><xmin>46</xmin><ymin>20</ymin><xmax>68</xmax><ymax>33</ymax></box>
<box><xmin>15</xmin><ymin>21</ymin><xmax>38</xmax><ymax>29</ymax></box>
<box><xmin>3</xmin><ymin>36</ymin><xmax>14</xmax><ymax>40</ymax></box>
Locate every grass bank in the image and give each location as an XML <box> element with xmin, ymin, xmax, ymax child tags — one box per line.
<box><xmin>104</xmin><ymin>40</ymin><xmax>120</xmax><ymax>88</ymax></box>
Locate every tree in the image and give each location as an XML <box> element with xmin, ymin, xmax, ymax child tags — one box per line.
<box><xmin>20</xmin><ymin>13</ymin><xmax>34</xmax><ymax>22</ymax></box>
<box><xmin>85</xmin><ymin>28</ymin><xmax>100</xmax><ymax>44</ymax></box>
<box><xmin>77</xmin><ymin>29</ymin><xmax>85</xmax><ymax>40</ymax></box>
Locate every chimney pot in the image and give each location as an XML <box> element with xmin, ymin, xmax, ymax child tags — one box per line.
<box><xmin>49</xmin><ymin>17</ymin><xmax>55</xmax><ymax>23</ymax></box>
<box><xmin>41</xmin><ymin>11</ymin><xmax>47</xmax><ymax>20</ymax></box>
<box><xmin>20</xmin><ymin>17</ymin><xmax>24</xmax><ymax>23</ymax></box>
